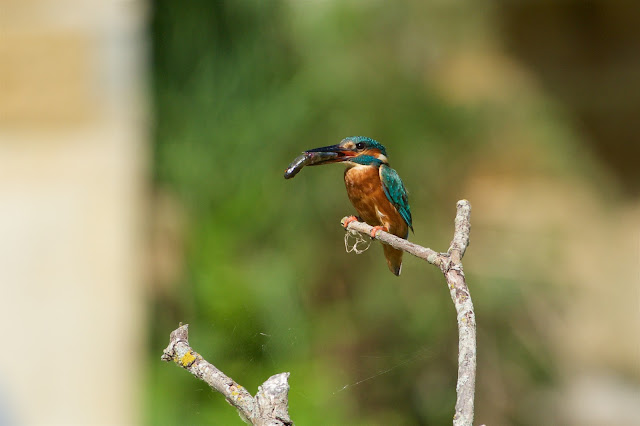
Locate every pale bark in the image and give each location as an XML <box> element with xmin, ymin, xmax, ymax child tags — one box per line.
<box><xmin>342</xmin><ymin>199</ymin><xmax>475</xmax><ymax>426</ymax></box>
<box><xmin>162</xmin><ymin>200</ymin><xmax>475</xmax><ymax>426</ymax></box>
<box><xmin>161</xmin><ymin>324</ymin><xmax>293</xmax><ymax>426</ymax></box>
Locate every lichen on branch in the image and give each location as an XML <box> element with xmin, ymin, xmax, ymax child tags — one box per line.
<box><xmin>162</xmin><ymin>200</ymin><xmax>475</xmax><ymax>426</ymax></box>
<box><xmin>161</xmin><ymin>324</ymin><xmax>293</xmax><ymax>426</ymax></box>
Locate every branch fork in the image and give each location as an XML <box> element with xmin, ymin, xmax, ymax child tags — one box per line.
<box><xmin>161</xmin><ymin>324</ymin><xmax>293</xmax><ymax>426</ymax></box>
<box><xmin>342</xmin><ymin>199</ymin><xmax>476</xmax><ymax>426</ymax></box>
<box><xmin>162</xmin><ymin>200</ymin><xmax>475</xmax><ymax>426</ymax></box>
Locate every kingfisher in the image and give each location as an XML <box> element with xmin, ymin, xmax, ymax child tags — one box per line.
<box><xmin>290</xmin><ymin>136</ymin><xmax>413</xmax><ymax>276</ymax></box>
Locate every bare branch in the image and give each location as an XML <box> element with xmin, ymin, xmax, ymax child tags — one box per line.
<box><xmin>161</xmin><ymin>324</ymin><xmax>293</xmax><ymax>426</ymax></box>
<box><xmin>340</xmin><ymin>217</ymin><xmax>442</xmax><ymax>265</ymax></box>
<box><xmin>449</xmin><ymin>199</ymin><xmax>471</xmax><ymax>261</ymax></box>
<box><xmin>162</xmin><ymin>200</ymin><xmax>474</xmax><ymax>425</ymax></box>
<box><xmin>342</xmin><ymin>199</ymin><xmax>476</xmax><ymax>426</ymax></box>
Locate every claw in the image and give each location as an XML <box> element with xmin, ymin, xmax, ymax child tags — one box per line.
<box><xmin>341</xmin><ymin>215</ymin><xmax>359</xmax><ymax>229</ymax></box>
<box><xmin>370</xmin><ymin>225</ymin><xmax>388</xmax><ymax>238</ymax></box>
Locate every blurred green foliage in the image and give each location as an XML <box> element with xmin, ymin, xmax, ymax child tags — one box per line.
<box><xmin>149</xmin><ymin>1</ymin><xmax>556</xmax><ymax>424</ymax></box>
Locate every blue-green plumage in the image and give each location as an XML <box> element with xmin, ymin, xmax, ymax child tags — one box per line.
<box><xmin>348</xmin><ymin>136</ymin><xmax>387</xmax><ymax>156</ymax></box>
<box><xmin>380</xmin><ymin>164</ymin><xmax>413</xmax><ymax>235</ymax></box>
<box><xmin>292</xmin><ymin>136</ymin><xmax>413</xmax><ymax>275</ymax></box>
<box><xmin>348</xmin><ymin>155</ymin><xmax>385</xmax><ymax>166</ymax></box>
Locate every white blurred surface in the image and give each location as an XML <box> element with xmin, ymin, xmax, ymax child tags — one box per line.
<box><xmin>0</xmin><ymin>1</ymin><xmax>147</xmax><ymax>424</ymax></box>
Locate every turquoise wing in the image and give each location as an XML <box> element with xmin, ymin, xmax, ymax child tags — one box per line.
<box><xmin>380</xmin><ymin>165</ymin><xmax>413</xmax><ymax>232</ymax></box>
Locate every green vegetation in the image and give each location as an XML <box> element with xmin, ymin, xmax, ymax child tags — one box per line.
<box><xmin>149</xmin><ymin>1</ymin><xmax>561</xmax><ymax>424</ymax></box>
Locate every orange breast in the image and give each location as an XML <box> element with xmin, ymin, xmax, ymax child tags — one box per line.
<box><xmin>343</xmin><ymin>165</ymin><xmax>408</xmax><ymax>239</ymax></box>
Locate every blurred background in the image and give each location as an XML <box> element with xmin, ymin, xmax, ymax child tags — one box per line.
<box><xmin>1</xmin><ymin>0</ymin><xmax>638</xmax><ymax>425</ymax></box>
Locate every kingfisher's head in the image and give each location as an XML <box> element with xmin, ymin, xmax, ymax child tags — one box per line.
<box><xmin>305</xmin><ymin>136</ymin><xmax>388</xmax><ymax>167</ymax></box>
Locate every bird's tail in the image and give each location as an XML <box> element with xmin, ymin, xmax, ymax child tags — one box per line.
<box><xmin>383</xmin><ymin>244</ymin><xmax>404</xmax><ymax>276</ymax></box>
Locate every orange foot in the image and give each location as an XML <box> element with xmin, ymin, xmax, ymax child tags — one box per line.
<box><xmin>341</xmin><ymin>215</ymin><xmax>359</xmax><ymax>229</ymax></box>
<box><xmin>370</xmin><ymin>225</ymin><xmax>389</xmax><ymax>238</ymax></box>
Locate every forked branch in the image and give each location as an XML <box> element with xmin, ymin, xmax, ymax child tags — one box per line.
<box><xmin>341</xmin><ymin>199</ymin><xmax>476</xmax><ymax>426</ymax></box>
<box><xmin>161</xmin><ymin>324</ymin><xmax>293</xmax><ymax>426</ymax></box>
<box><xmin>162</xmin><ymin>200</ymin><xmax>474</xmax><ymax>426</ymax></box>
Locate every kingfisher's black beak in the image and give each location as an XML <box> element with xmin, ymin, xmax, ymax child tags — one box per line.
<box><xmin>284</xmin><ymin>143</ymin><xmax>359</xmax><ymax>179</ymax></box>
<box><xmin>304</xmin><ymin>144</ymin><xmax>356</xmax><ymax>164</ymax></box>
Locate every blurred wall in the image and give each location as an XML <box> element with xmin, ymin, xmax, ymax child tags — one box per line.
<box><xmin>0</xmin><ymin>0</ymin><xmax>147</xmax><ymax>424</ymax></box>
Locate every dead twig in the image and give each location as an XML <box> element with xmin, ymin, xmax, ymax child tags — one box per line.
<box><xmin>161</xmin><ymin>324</ymin><xmax>293</xmax><ymax>426</ymax></box>
<box><xmin>341</xmin><ymin>199</ymin><xmax>475</xmax><ymax>426</ymax></box>
<box><xmin>162</xmin><ymin>200</ymin><xmax>475</xmax><ymax>426</ymax></box>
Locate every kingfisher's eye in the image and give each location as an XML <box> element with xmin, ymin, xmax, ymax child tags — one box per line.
<box><xmin>356</xmin><ymin>142</ymin><xmax>366</xmax><ymax>150</ymax></box>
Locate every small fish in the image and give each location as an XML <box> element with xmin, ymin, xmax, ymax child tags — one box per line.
<box><xmin>284</xmin><ymin>151</ymin><xmax>338</xmax><ymax>179</ymax></box>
